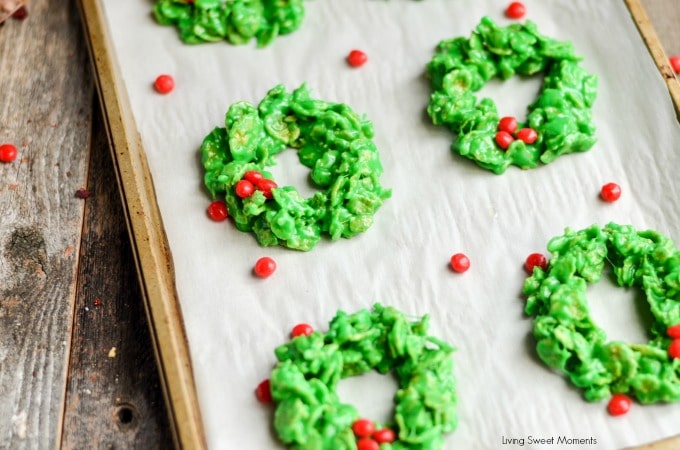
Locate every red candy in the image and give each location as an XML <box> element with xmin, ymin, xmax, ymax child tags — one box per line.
<box><xmin>670</xmin><ymin>55</ymin><xmax>680</xmax><ymax>74</ymax></box>
<box><xmin>154</xmin><ymin>74</ymin><xmax>175</xmax><ymax>94</ymax></box>
<box><xmin>257</xmin><ymin>178</ymin><xmax>278</xmax><ymax>199</ymax></box>
<box><xmin>254</xmin><ymin>256</ymin><xmax>277</xmax><ymax>278</ymax></box>
<box><xmin>352</xmin><ymin>418</ymin><xmax>375</xmax><ymax>438</ymax></box>
<box><xmin>373</xmin><ymin>428</ymin><xmax>396</xmax><ymax>444</ymax></box>
<box><xmin>667</xmin><ymin>324</ymin><xmax>680</xmax><ymax>339</ymax></box>
<box><xmin>607</xmin><ymin>393</ymin><xmax>632</xmax><ymax>416</ymax></box>
<box><xmin>12</xmin><ymin>6</ymin><xmax>28</xmax><ymax>20</ymax></box>
<box><xmin>207</xmin><ymin>200</ymin><xmax>228</xmax><ymax>221</ymax></box>
<box><xmin>450</xmin><ymin>253</ymin><xmax>470</xmax><ymax>273</ymax></box>
<box><xmin>75</xmin><ymin>188</ymin><xmax>91</xmax><ymax>199</ymax></box>
<box><xmin>235</xmin><ymin>179</ymin><xmax>255</xmax><ymax>198</ymax></box>
<box><xmin>525</xmin><ymin>253</ymin><xmax>547</xmax><ymax>273</ymax></box>
<box><xmin>244</xmin><ymin>170</ymin><xmax>264</xmax><ymax>184</ymax></box>
<box><xmin>669</xmin><ymin>339</ymin><xmax>680</xmax><ymax>359</ymax></box>
<box><xmin>347</xmin><ymin>49</ymin><xmax>368</xmax><ymax>68</ymax></box>
<box><xmin>505</xmin><ymin>2</ymin><xmax>526</xmax><ymax>19</ymax></box>
<box><xmin>600</xmin><ymin>182</ymin><xmax>622</xmax><ymax>202</ymax></box>
<box><xmin>0</xmin><ymin>144</ymin><xmax>18</xmax><ymax>163</ymax></box>
<box><xmin>516</xmin><ymin>127</ymin><xmax>538</xmax><ymax>144</ymax></box>
<box><xmin>356</xmin><ymin>438</ymin><xmax>379</xmax><ymax>450</ymax></box>
<box><xmin>291</xmin><ymin>323</ymin><xmax>313</xmax><ymax>338</ymax></box>
<box><xmin>495</xmin><ymin>131</ymin><xmax>514</xmax><ymax>150</ymax></box>
<box><xmin>498</xmin><ymin>116</ymin><xmax>518</xmax><ymax>135</ymax></box>
<box><xmin>255</xmin><ymin>379</ymin><xmax>273</xmax><ymax>403</ymax></box>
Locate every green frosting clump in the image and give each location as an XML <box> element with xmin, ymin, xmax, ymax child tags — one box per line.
<box><xmin>524</xmin><ymin>223</ymin><xmax>680</xmax><ymax>404</ymax></box>
<box><xmin>427</xmin><ymin>16</ymin><xmax>598</xmax><ymax>174</ymax></box>
<box><xmin>270</xmin><ymin>304</ymin><xmax>458</xmax><ymax>450</ymax></box>
<box><xmin>153</xmin><ymin>0</ymin><xmax>305</xmax><ymax>47</ymax></box>
<box><xmin>201</xmin><ymin>84</ymin><xmax>391</xmax><ymax>251</ymax></box>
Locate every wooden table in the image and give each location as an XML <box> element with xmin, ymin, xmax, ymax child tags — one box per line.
<box><xmin>0</xmin><ymin>1</ymin><xmax>678</xmax><ymax>448</ymax></box>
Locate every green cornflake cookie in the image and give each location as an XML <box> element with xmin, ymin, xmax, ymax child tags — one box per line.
<box><xmin>427</xmin><ymin>17</ymin><xmax>598</xmax><ymax>174</ymax></box>
<box><xmin>524</xmin><ymin>223</ymin><xmax>680</xmax><ymax>404</ymax></box>
<box><xmin>153</xmin><ymin>0</ymin><xmax>305</xmax><ymax>47</ymax></box>
<box><xmin>201</xmin><ymin>84</ymin><xmax>391</xmax><ymax>251</ymax></box>
<box><xmin>270</xmin><ymin>303</ymin><xmax>458</xmax><ymax>450</ymax></box>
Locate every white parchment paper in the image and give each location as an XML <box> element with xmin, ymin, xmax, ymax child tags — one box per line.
<box><xmin>102</xmin><ymin>1</ymin><xmax>680</xmax><ymax>448</ymax></box>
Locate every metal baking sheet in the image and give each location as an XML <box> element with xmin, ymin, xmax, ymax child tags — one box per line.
<box><xmin>98</xmin><ymin>0</ymin><xmax>680</xmax><ymax>448</ymax></box>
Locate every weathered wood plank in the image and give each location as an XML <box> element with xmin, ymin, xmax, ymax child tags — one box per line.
<box><xmin>0</xmin><ymin>0</ymin><xmax>92</xmax><ymax>448</ymax></box>
<box><xmin>60</xmin><ymin>102</ymin><xmax>173</xmax><ymax>450</ymax></box>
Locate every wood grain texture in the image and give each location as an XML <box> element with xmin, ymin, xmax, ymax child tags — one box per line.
<box><xmin>60</xmin><ymin>101</ymin><xmax>173</xmax><ymax>450</ymax></box>
<box><xmin>0</xmin><ymin>0</ymin><xmax>92</xmax><ymax>448</ymax></box>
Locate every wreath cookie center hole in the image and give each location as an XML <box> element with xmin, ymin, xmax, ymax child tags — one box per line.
<box><xmin>586</xmin><ymin>268</ymin><xmax>655</xmax><ymax>345</ymax></box>
<box><xmin>268</xmin><ymin>149</ymin><xmax>318</xmax><ymax>199</ymax></box>
<box><xmin>427</xmin><ymin>17</ymin><xmax>599</xmax><ymax>174</ymax></box>
<box><xmin>476</xmin><ymin>75</ymin><xmax>542</xmax><ymax>121</ymax></box>
<box><xmin>525</xmin><ymin>224</ymin><xmax>680</xmax><ymax>405</ymax></box>
<box><xmin>202</xmin><ymin>84</ymin><xmax>391</xmax><ymax>251</ymax></box>
<box><xmin>336</xmin><ymin>370</ymin><xmax>399</xmax><ymax>425</ymax></box>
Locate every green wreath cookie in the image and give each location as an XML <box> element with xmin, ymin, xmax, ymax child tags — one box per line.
<box><xmin>201</xmin><ymin>84</ymin><xmax>391</xmax><ymax>251</ymax></box>
<box><xmin>152</xmin><ymin>0</ymin><xmax>427</xmax><ymax>47</ymax></box>
<box><xmin>269</xmin><ymin>303</ymin><xmax>458</xmax><ymax>450</ymax></box>
<box><xmin>153</xmin><ymin>0</ymin><xmax>305</xmax><ymax>47</ymax></box>
<box><xmin>427</xmin><ymin>17</ymin><xmax>598</xmax><ymax>174</ymax></box>
<box><xmin>524</xmin><ymin>223</ymin><xmax>680</xmax><ymax>404</ymax></box>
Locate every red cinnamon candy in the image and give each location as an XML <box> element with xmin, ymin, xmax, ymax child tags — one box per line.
<box><xmin>0</xmin><ymin>0</ymin><xmax>28</xmax><ymax>24</ymax></box>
